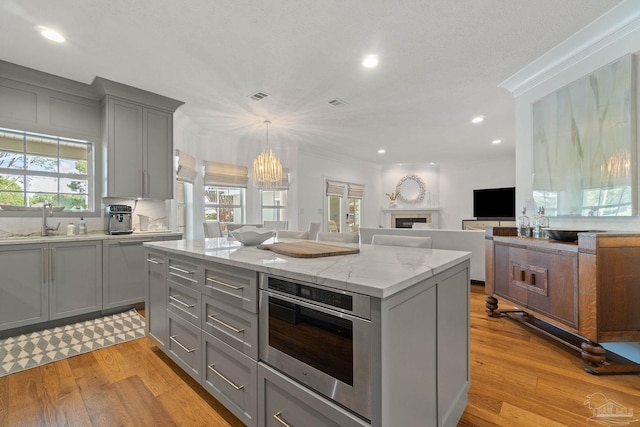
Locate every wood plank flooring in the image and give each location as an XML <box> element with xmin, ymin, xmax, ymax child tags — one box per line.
<box><xmin>1</xmin><ymin>285</ymin><xmax>638</xmax><ymax>426</ymax></box>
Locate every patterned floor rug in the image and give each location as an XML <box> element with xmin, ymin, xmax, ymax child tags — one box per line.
<box><xmin>0</xmin><ymin>309</ymin><xmax>145</xmax><ymax>377</ymax></box>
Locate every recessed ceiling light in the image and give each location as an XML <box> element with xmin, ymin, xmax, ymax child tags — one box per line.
<box><xmin>36</xmin><ymin>25</ymin><xmax>65</xmax><ymax>42</ymax></box>
<box><xmin>492</xmin><ymin>139</ymin><xmax>502</xmax><ymax>144</ymax></box>
<box><xmin>378</xmin><ymin>149</ymin><xmax>386</xmax><ymax>154</ymax></box>
<box><xmin>429</xmin><ymin>162</ymin><xmax>437</xmax><ymax>165</ymax></box>
<box><xmin>471</xmin><ymin>116</ymin><xmax>485</xmax><ymax>124</ymax></box>
<box><xmin>363</xmin><ymin>55</ymin><xmax>379</xmax><ymax>68</ymax></box>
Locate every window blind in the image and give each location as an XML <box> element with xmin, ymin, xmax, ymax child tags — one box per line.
<box><xmin>348</xmin><ymin>183</ymin><xmax>364</xmax><ymax>199</ymax></box>
<box><xmin>203</xmin><ymin>160</ymin><xmax>248</xmax><ymax>187</ymax></box>
<box><xmin>175</xmin><ymin>149</ymin><xmax>198</xmax><ymax>182</ymax></box>
<box><xmin>326</xmin><ymin>180</ymin><xmax>346</xmax><ymax>197</ymax></box>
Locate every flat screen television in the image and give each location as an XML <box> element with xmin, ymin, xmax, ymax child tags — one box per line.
<box><xmin>473</xmin><ymin>187</ymin><xmax>516</xmax><ymax>219</ymax></box>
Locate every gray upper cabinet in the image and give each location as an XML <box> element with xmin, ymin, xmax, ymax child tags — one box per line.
<box><xmin>49</xmin><ymin>241</ymin><xmax>102</xmax><ymax>320</ymax></box>
<box><xmin>0</xmin><ymin>244</ymin><xmax>48</xmax><ymax>331</ymax></box>
<box><xmin>93</xmin><ymin>77</ymin><xmax>183</xmax><ymax>200</ymax></box>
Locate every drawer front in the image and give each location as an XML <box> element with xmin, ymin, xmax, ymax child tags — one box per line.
<box><xmin>202</xmin><ymin>333</ymin><xmax>257</xmax><ymax>427</ymax></box>
<box><xmin>167</xmin><ymin>280</ymin><xmax>201</xmax><ymax>326</ymax></box>
<box><xmin>167</xmin><ymin>255</ymin><xmax>201</xmax><ymax>291</ymax></box>
<box><xmin>202</xmin><ymin>294</ymin><xmax>258</xmax><ymax>360</ymax></box>
<box><xmin>258</xmin><ymin>364</ymin><xmax>368</xmax><ymax>427</ymax></box>
<box><xmin>167</xmin><ymin>313</ymin><xmax>201</xmax><ymax>382</ymax></box>
<box><xmin>202</xmin><ymin>262</ymin><xmax>258</xmax><ymax>313</ymax></box>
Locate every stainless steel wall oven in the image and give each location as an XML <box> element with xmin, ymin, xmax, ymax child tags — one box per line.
<box><xmin>259</xmin><ymin>273</ymin><xmax>373</xmax><ymax>420</ymax></box>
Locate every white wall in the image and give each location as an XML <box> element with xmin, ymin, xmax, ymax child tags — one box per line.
<box><xmin>439</xmin><ymin>154</ymin><xmax>516</xmax><ymax>229</ymax></box>
<box><xmin>508</xmin><ymin>3</ymin><xmax>640</xmax><ymax>231</ymax></box>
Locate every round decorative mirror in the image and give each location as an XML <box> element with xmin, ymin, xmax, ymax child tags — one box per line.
<box><xmin>396</xmin><ymin>175</ymin><xmax>426</xmax><ymax>204</ymax></box>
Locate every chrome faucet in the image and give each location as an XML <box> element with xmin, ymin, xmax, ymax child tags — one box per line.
<box><xmin>41</xmin><ymin>203</ymin><xmax>60</xmax><ymax>236</ymax></box>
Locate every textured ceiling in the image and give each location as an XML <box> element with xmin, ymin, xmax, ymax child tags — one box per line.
<box><xmin>0</xmin><ymin>0</ymin><xmax>623</xmax><ymax>165</ymax></box>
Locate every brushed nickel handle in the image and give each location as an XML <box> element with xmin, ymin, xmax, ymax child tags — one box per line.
<box><xmin>50</xmin><ymin>247</ymin><xmax>55</xmax><ymax>283</ymax></box>
<box><xmin>140</xmin><ymin>170</ymin><xmax>144</xmax><ymax>197</ymax></box>
<box><xmin>207</xmin><ymin>314</ymin><xmax>245</xmax><ymax>333</ymax></box>
<box><xmin>273</xmin><ymin>412</ymin><xmax>291</xmax><ymax>427</ymax></box>
<box><xmin>207</xmin><ymin>364</ymin><xmax>244</xmax><ymax>390</ymax></box>
<box><xmin>169</xmin><ymin>295</ymin><xmax>195</xmax><ymax>308</ymax></box>
<box><xmin>147</xmin><ymin>258</ymin><xmax>164</xmax><ymax>265</ymax></box>
<box><xmin>146</xmin><ymin>170</ymin><xmax>150</xmax><ymax>196</ymax></box>
<box><xmin>170</xmin><ymin>265</ymin><xmax>195</xmax><ymax>275</ymax></box>
<box><xmin>169</xmin><ymin>335</ymin><xmax>196</xmax><ymax>353</ymax></box>
<box><xmin>42</xmin><ymin>248</ymin><xmax>46</xmax><ymax>283</ymax></box>
<box><xmin>119</xmin><ymin>239</ymin><xmax>153</xmax><ymax>244</ymax></box>
<box><xmin>206</xmin><ymin>277</ymin><xmax>243</xmax><ymax>291</ymax></box>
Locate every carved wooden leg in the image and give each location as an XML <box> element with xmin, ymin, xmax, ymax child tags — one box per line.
<box><xmin>581</xmin><ymin>341</ymin><xmax>606</xmax><ymax>369</ymax></box>
<box><xmin>485</xmin><ymin>295</ymin><xmax>499</xmax><ymax>317</ymax></box>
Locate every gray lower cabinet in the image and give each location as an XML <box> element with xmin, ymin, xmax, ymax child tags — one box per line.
<box><xmin>202</xmin><ymin>332</ymin><xmax>257</xmax><ymax>427</ymax></box>
<box><xmin>0</xmin><ymin>241</ymin><xmax>102</xmax><ymax>332</ymax></box>
<box><xmin>258</xmin><ymin>363</ymin><xmax>368</xmax><ymax>427</ymax></box>
<box><xmin>103</xmin><ymin>235</ymin><xmax>179</xmax><ymax>310</ymax></box>
<box><xmin>0</xmin><ymin>244</ymin><xmax>48</xmax><ymax>331</ymax></box>
<box><xmin>49</xmin><ymin>240</ymin><xmax>102</xmax><ymax>320</ymax></box>
<box><xmin>145</xmin><ymin>250</ymin><xmax>167</xmax><ymax>347</ymax></box>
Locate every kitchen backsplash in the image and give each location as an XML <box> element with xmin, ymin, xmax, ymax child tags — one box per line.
<box><xmin>0</xmin><ymin>199</ymin><xmax>170</xmax><ymax>237</ymax></box>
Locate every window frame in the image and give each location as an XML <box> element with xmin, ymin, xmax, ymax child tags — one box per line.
<box><xmin>261</xmin><ymin>189</ymin><xmax>288</xmax><ymax>223</ymax></box>
<box><xmin>0</xmin><ymin>127</ymin><xmax>97</xmax><ymax>217</ymax></box>
<box><xmin>204</xmin><ymin>185</ymin><xmax>246</xmax><ymax>227</ymax></box>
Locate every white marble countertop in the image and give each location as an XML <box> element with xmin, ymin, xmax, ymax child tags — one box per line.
<box><xmin>0</xmin><ymin>231</ymin><xmax>182</xmax><ymax>245</ymax></box>
<box><xmin>144</xmin><ymin>237</ymin><xmax>471</xmax><ymax>298</ymax></box>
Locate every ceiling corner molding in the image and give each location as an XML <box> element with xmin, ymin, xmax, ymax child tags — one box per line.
<box><xmin>499</xmin><ymin>0</ymin><xmax>640</xmax><ymax>97</ymax></box>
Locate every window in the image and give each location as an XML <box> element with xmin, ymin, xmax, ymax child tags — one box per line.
<box><xmin>325</xmin><ymin>180</ymin><xmax>363</xmax><ymax>232</ymax></box>
<box><xmin>261</xmin><ymin>190</ymin><xmax>287</xmax><ymax>222</ymax></box>
<box><xmin>204</xmin><ymin>186</ymin><xmax>245</xmax><ymax>225</ymax></box>
<box><xmin>0</xmin><ymin>127</ymin><xmax>94</xmax><ymax>212</ymax></box>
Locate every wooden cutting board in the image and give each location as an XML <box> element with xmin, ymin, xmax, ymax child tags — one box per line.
<box><xmin>257</xmin><ymin>241</ymin><xmax>360</xmax><ymax>258</ymax></box>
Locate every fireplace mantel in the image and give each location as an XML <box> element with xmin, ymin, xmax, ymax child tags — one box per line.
<box><xmin>381</xmin><ymin>207</ymin><xmax>441</xmax><ymax>228</ymax></box>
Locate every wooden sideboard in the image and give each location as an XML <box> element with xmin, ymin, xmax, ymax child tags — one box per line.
<box><xmin>484</xmin><ymin>227</ymin><xmax>640</xmax><ymax>373</ymax></box>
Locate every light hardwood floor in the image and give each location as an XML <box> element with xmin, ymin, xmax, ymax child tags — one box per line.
<box><xmin>1</xmin><ymin>285</ymin><xmax>638</xmax><ymax>426</ymax></box>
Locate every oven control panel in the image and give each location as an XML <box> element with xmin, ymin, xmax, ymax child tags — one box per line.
<box><xmin>268</xmin><ymin>277</ymin><xmax>353</xmax><ymax>311</ymax></box>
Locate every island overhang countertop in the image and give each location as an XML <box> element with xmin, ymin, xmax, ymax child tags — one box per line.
<box><xmin>144</xmin><ymin>238</ymin><xmax>471</xmax><ymax>298</ymax></box>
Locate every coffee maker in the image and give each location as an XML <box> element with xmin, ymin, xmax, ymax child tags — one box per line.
<box><xmin>105</xmin><ymin>204</ymin><xmax>133</xmax><ymax>235</ymax></box>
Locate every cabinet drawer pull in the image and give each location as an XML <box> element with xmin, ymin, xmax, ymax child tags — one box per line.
<box><xmin>50</xmin><ymin>247</ymin><xmax>55</xmax><ymax>282</ymax></box>
<box><xmin>119</xmin><ymin>239</ymin><xmax>153</xmax><ymax>245</ymax></box>
<box><xmin>206</xmin><ymin>277</ymin><xmax>243</xmax><ymax>291</ymax></box>
<box><xmin>273</xmin><ymin>411</ymin><xmax>291</xmax><ymax>427</ymax></box>
<box><xmin>207</xmin><ymin>314</ymin><xmax>245</xmax><ymax>333</ymax></box>
<box><xmin>169</xmin><ymin>295</ymin><xmax>195</xmax><ymax>308</ymax></box>
<box><xmin>169</xmin><ymin>335</ymin><xmax>196</xmax><ymax>353</ymax></box>
<box><xmin>207</xmin><ymin>363</ymin><xmax>244</xmax><ymax>390</ymax></box>
<box><xmin>170</xmin><ymin>265</ymin><xmax>195</xmax><ymax>275</ymax></box>
<box><xmin>147</xmin><ymin>258</ymin><xmax>164</xmax><ymax>265</ymax></box>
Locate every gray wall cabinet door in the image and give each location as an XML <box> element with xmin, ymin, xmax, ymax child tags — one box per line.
<box><xmin>143</xmin><ymin>108</ymin><xmax>173</xmax><ymax>199</ymax></box>
<box><xmin>0</xmin><ymin>244</ymin><xmax>48</xmax><ymax>331</ymax></box>
<box><xmin>103</xmin><ymin>237</ymin><xmax>164</xmax><ymax>309</ymax></box>
<box><xmin>105</xmin><ymin>97</ymin><xmax>144</xmax><ymax>198</ymax></box>
<box><xmin>49</xmin><ymin>241</ymin><xmax>102</xmax><ymax>320</ymax></box>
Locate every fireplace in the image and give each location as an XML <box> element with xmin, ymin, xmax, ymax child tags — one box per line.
<box><xmin>395</xmin><ymin>217</ymin><xmax>427</xmax><ymax>228</ymax></box>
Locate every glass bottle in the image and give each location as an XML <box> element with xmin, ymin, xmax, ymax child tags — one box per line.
<box><xmin>536</xmin><ymin>206</ymin><xmax>549</xmax><ymax>238</ymax></box>
<box><xmin>517</xmin><ymin>206</ymin><xmax>530</xmax><ymax>238</ymax></box>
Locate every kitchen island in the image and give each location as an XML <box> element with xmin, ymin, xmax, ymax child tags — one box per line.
<box><xmin>144</xmin><ymin>237</ymin><xmax>471</xmax><ymax>427</ymax></box>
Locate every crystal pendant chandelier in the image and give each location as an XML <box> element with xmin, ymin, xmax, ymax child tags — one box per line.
<box><xmin>252</xmin><ymin>120</ymin><xmax>283</xmax><ymax>189</ymax></box>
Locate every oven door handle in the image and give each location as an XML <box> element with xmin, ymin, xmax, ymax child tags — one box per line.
<box><xmin>262</xmin><ymin>290</ymin><xmax>368</xmax><ymax>322</ymax></box>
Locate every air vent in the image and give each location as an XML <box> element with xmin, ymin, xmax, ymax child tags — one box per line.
<box><xmin>328</xmin><ymin>98</ymin><xmax>348</xmax><ymax>107</ymax></box>
<box><xmin>248</xmin><ymin>91</ymin><xmax>270</xmax><ymax>101</ymax></box>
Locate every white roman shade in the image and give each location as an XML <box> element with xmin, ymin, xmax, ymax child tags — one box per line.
<box><xmin>348</xmin><ymin>183</ymin><xmax>364</xmax><ymax>199</ymax></box>
<box><xmin>203</xmin><ymin>161</ymin><xmax>249</xmax><ymax>188</ymax></box>
<box><xmin>326</xmin><ymin>180</ymin><xmax>346</xmax><ymax>197</ymax></box>
<box><xmin>175</xmin><ymin>149</ymin><xmax>198</xmax><ymax>182</ymax></box>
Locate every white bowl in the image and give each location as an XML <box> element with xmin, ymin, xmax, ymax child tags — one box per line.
<box><xmin>230</xmin><ymin>226</ymin><xmax>274</xmax><ymax>246</ymax></box>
